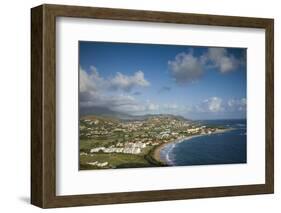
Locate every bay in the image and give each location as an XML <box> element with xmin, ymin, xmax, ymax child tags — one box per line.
<box><xmin>160</xmin><ymin>119</ymin><xmax>247</xmax><ymax>166</ymax></box>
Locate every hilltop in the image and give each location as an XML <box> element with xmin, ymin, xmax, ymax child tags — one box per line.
<box><xmin>81</xmin><ymin>113</ymin><xmax>190</xmax><ymax>122</ymax></box>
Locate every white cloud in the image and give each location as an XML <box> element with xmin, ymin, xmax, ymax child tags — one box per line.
<box><xmin>168</xmin><ymin>52</ymin><xmax>204</xmax><ymax>84</ymax></box>
<box><xmin>163</xmin><ymin>103</ymin><xmax>179</xmax><ymax>110</ymax></box>
<box><xmin>206</xmin><ymin>48</ymin><xmax>239</xmax><ymax>73</ymax></box>
<box><xmin>147</xmin><ymin>103</ymin><xmax>160</xmax><ymax>111</ymax></box>
<box><xmin>80</xmin><ymin>92</ymin><xmax>145</xmax><ymax>114</ymax></box>
<box><xmin>80</xmin><ymin>66</ymin><xmax>102</xmax><ymax>93</ymax></box>
<box><xmin>80</xmin><ymin>66</ymin><xmax>150</xmax><ymax>94</ymax></box>
<box><xmin>107</xmin><ymin>95</ymin><xmax>145</xmax><ymax>113</ymax></box>
<box><xmin>80</xmin><ymin>65</ymin><xmax>246</xmax><ymax>117</ymax></box>
<box><xmin>168</xmin><ymin>48</ymin><xmax>243</xmax><ymax>85</ymax></box>
<box><xmin>110</xmin><ymin>70</ymin><xmax>149</xmax><ymax>91</ymax></box>
<box><xmin>197</xmin><ymin>97</ymin><xmax>224</xmax><ymax>113</ymax></box>
<box><xmin>79</xmin><ymin>66</ymin><xmax>150</xmax><ymax>115</ymax></box>
<box><xmin>195</xmin><ymin>97</ymin><xmax>246</xmax><ymax>114</ymax></box>
<box><xmin>227</xmin><ymin>98</ymin><xmax>247</xmax><ymax>111</ymax></box>
<box><xmin>207</xmin><ymin>97</ymin><xmax>223</xmax><ymax>112</ymax></box>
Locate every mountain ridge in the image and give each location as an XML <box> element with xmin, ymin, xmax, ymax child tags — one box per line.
<box><xmin>81</xmin><ymin>112</ymin><xmax>190</xmax><ymax>122</ymax></box>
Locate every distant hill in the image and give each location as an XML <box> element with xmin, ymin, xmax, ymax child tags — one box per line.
<box><xmin>80</xmin><ymin>108</ymin><xmax>190</xmax><ymax>122</ymax></box>
<box><xmin>80</xmin><ymin>106</ymin><xmax>128</xmax><ymax>118</ymax></box>
<box><xmin>127</xmin><ymin>114</ymin><xmax>189</xmax><ymax>121</ymax></box>
<box><xmin>81</xmin><ymin>114</ymin><xmax>119</xmax><ymax>123</ymax></box>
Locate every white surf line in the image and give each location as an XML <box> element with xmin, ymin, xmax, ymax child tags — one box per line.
<box><xmin>165</xmin><ymin>143</ymin><xmax>176</xmax><ymax>166</ymax></box>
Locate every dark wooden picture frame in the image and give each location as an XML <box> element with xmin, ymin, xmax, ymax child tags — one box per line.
<box><xmin>31</xmin><ymin>4</ymin><xmax>274</xmax><ymax>208</ymax></box>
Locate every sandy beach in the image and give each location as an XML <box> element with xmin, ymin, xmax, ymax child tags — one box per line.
<box><xmin>152</xmin><ymin>128</ymin><xmax>233</xmax><ymax>165</ymax></box>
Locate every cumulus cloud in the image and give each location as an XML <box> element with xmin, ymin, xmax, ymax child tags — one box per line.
<box><xmin>206</xmin><ymin>48</ymin><xmax>239</xmax><ymax>73</ymax></box>
<box><xmin>168</xmin><ymin>52</ymin><xmax>204</xmax><ymax>84</ymax></box>
<box><xmin>80</xmin><ymin>65</ymin><xmax>246</xmax><ymax>117</ymax></box>
<box><xmin>168</xmin><ymin>48</ymin><xmax>244</xmax><ymax>85</ymax></box>
<box><xmin>80</xmin><ymin>91</ymin><xmax>145</xmax><ymax>114</ymax></box>
<box><xmin>197</xmin><ymin>97</ymin><xmax>224</xmax><ymax>113</ymax></box>
<box><xmin>147</xmin><ymin>103</ymin><xmax>160</xmax><ymax>111</ymax></box>
<box><xmin>79</xmin><ymin>66</ymin><xmax>152</xmax><ymax>115</ymax></box>
<box><xmin>195</xmin><ymin>97</ymin><xmax>246</xmax><ymax>113</ymax></box>
<box><xmin>163</xmin><ymin>103</ymin><xmax>178</xmax><ymax>110</ymax></box>
<box><xmin>227</xmin><ymin>98</ymin><xmax>247</xmax><ymax>111</ymax></box>
<box><xmin>110</xmin><ymin>71</ymin><xmax>149</xmax><ymax>92</ymax></box>
<box><xmin>108</xmin><ymin>95</ymin><xmax>146</xmax><ymax>113</ymax></box>
<box><xmin>80</xmin><ymin>66</ymin><xmax>150</xmax><ymax>94</ymax></box>
<box><xmin>80</xmin><ymin>66</ymin><xmax>103</xmax><ymax>93</ymax></box>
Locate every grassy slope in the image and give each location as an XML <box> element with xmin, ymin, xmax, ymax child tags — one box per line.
<box><xmin>79</xmin><ymin>139</ymin><xmax>166</xmax><ymax>170</ymax></box>
<box><xmin>80</xmin><ymin>153</ymin><xmax>153</xmax><ymax>170</ymax></box>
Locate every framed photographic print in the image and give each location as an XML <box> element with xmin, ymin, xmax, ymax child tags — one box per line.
<box><xmin>31</xmin><ymin>4</ymin><xmax>274</xmax><ymax>208</ymax></box>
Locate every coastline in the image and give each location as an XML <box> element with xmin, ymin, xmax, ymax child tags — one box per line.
<box><xmin>152</xmin><ymin>128</ymin><xmax>233</xmax><ymax>166</ymax></box>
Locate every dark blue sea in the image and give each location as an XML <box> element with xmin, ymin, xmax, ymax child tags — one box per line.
<box><xmin>160</xmin><ymin>119</ymin><xmax>247</xmax><ymax>166</ymax></box>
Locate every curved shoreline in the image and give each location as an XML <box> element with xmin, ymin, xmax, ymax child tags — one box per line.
<box><xmin>152</xmin><ymin>128</ymin><xmax>233</xmax><ymax>166</ymax></box>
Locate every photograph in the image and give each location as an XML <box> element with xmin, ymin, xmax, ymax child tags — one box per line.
<box><xmin>79</xmin><ymin>41</ymin><xmax>247</xmax><ymax>170</ymax></box>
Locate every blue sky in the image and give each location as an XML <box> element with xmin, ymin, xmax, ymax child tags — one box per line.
<box><xmin>79</xmin><ymin>41</ymin><xmax>246</xmax><ymax>120</ymax></box>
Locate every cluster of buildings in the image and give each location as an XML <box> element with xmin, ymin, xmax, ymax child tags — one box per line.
<box><xmin>86</xmin><ymin>161</ymin><xmax>108</xmax><ymax>168</ymax></box>
<box><xmin>186</xmin><ymin>125</ymin><xmax>217</xmax><ymax>135</ymax></box>
<box><xmin>90</xmin><ymin>142</ymin><xmax>147</xmax><ymax>155</ymax></box>
<box><xmin>158</xmin><ymin>130</ymin><xmax>180</xmax><ymax>139</ymax></box>
<box><xmin>80</xmin><ymin>116</ymin><xmax>220</xmax><ymax>157</ymax></box>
